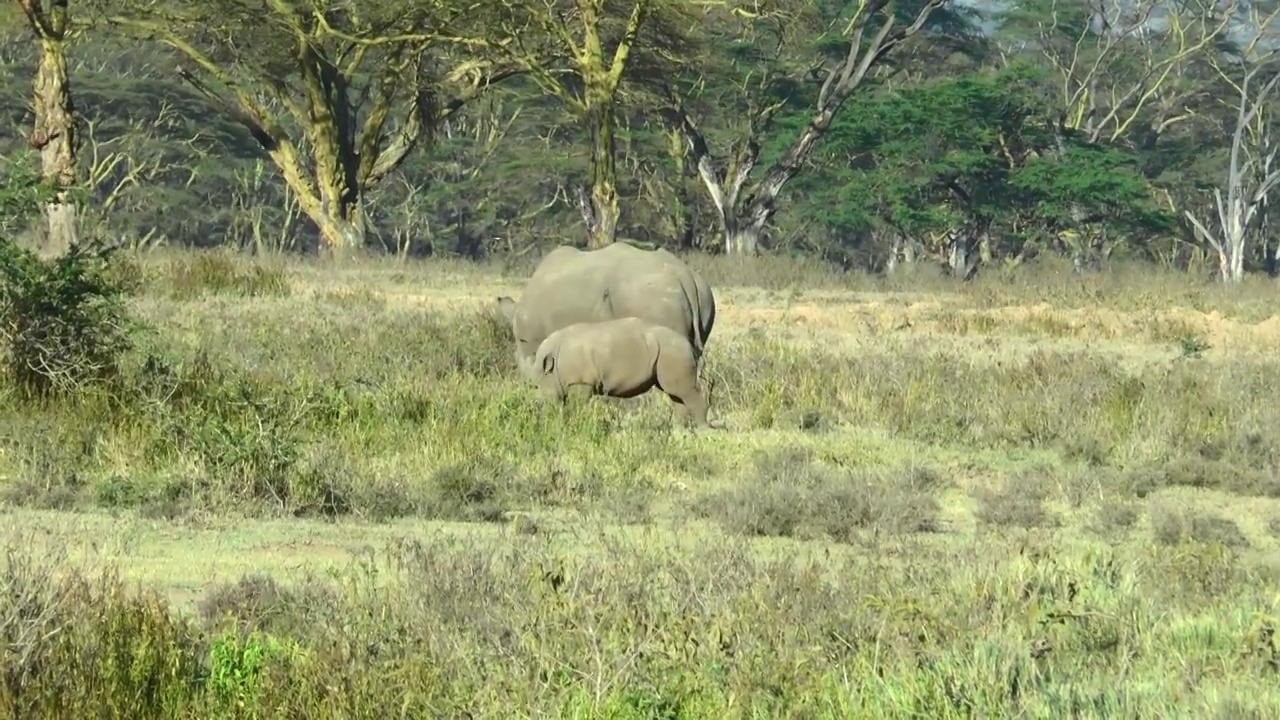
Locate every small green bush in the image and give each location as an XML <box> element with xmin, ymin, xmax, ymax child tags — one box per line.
<box><xmin>0</xmin><ymin>153</ymin><xmax>140</xmax><ymax>400</ymax></box>
<box><xmin>0</xmin><ymin>239</ymin><xmax>137</xmax><ymax>398</ymax></box>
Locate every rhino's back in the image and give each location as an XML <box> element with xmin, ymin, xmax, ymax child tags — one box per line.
<box><xmin>609</xmin><ymin>244</ymin><xmax>716</xmax><ymax>352</ymax></box>
<box><xmin>589</xmin><ymin>245</ymin><xmax>705</xmax><ymax>340</ymax></box>
<box><xmin>569</xmin><ymin>318</ymin><xmax>660</xmax><ymax>387</ymax></box>
<box><xmin>518</xmin><ymin>242</ymin><xmax>713</xmax><ymax>354</ymax></box>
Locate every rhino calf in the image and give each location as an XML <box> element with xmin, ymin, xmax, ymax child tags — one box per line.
<box><xmin>533</xmin><ymin>317</ymin><xmax>713</xmax><ymax>428</ymax></box>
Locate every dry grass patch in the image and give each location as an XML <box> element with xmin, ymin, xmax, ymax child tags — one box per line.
<box><xmin>972</xmin><ymin>467</ymin><xmax>1061</xmax><ymax>530</ymax></box>
<box><xmin>160</xmin><ymin>249</ymin><xmax>291</xmax><ymax>300</ymax></box>
<box><xmin>694</xmin><ymin>448</ymin><xmax>945</xmax><ymax>541</ymax></box>
<box><xmin>1151</xmin><ymin>504</ymin><xmax>1251</xmax><ymax>549</ymax></box>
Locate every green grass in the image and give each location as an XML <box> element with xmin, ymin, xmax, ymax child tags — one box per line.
<box><xmin>3</xmin><ymin>248</ymin><xmax>1280</xmax><ymax>717</ymax></box>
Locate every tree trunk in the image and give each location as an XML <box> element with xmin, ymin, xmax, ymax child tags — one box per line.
<box><xmin>887</xmin><ymin>233</ymin><xmax>918</xmax><ymax>273</ymax></box>
<box><xmin>667</xmin><ymin>129</ymin><xmax>696</xmax><ymax>250</ymax></box>
<box><xmin>1214</xmin><ymin>245</ymin><xmax>1233</xmax><ymax>282</ymax></box>
<box><xmin>43</xmin><ymin>201</ymin><xmax>77</xmax><ymax>256</ymax></box>
<box><xmin>28</xmin><ymin>27</ymin><xmax>79</xmax><ymax>257</ymax></box>
<box><xmin>721</xmin><ymin>217</ymin><xmax>757</xmax><ymax>253</ymax></box>
<box><xmin>314</xmin><ymin>198</ymin><xmax>367</xmax><ymax>259</ymax></box>
<box><xmin>582</xmin><ymin>103</ymin><xmax>620</xmax><ymax>249</ymax></box>
<box><xmin>947</xmin><ymin>231</ymin><xmax>981</xmax><ymax>281</ymax></box>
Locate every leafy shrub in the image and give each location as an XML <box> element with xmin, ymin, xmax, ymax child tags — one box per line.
<box><xmin>0</xmin><ymin>153</ymin><xmax>139</xmax><ymax>400</ymax></box>
<box><xmin>0</xmin><ymin>153</ymin><xmax>57</xmax><ymax>236</ymax></box>
<box><xmin>0</xmin><ymin>239</ymin><xmax>137</xmax><ymax>398</ymax></box>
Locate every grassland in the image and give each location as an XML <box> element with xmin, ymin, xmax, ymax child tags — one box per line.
<box><xmin>3</xmin><ymin>248</ymin><xmax>1280</xmax><ymax>718</ymax></box>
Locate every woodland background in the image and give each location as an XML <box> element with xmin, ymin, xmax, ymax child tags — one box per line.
<box><xmin>2</xmin><ymin>0</ymin><xmax>1277</xmax><ymax>281</ymax></box>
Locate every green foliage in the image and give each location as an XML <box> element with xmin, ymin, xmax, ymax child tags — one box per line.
<box><xmin>0</xmin><ymin>153</ymin><xmax>139</xmax><ymax>400</ymax></box>
<box><xmin>0</xmin><ymin>154</ymin><xmax>58</xmax><ymax>235</ymax></box>
<box><xmin>207</xmin><ymin>628</ymin><xmax>303</xmax><ymax>713</ymax></box>
<box><xmin>0</xmin><ymin>241</ymin><xmax>137</xmax><ymax>399</ymax></box>
<box><xmin>783</xmin><ymin>63</ymin><xmax>1174</xmax><ymax>259</ymax></box>
<box><xmin>1010</xmin><ymin>140</ymin><xmax>1177</xmax><ymax>240</ymax></box>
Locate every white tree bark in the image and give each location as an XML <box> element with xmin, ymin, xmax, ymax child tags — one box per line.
<box><xmin>1184</xmin><ymin>50</ymin><xmax>1280</xmax><ymax>282</ymax></box>
<box><xmin>662</xmin><ymin>0</ymin><xmax>946</xmax><ymax>255</ymax></box>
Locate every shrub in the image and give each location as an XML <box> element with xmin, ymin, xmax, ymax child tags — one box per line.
<box><xmin>696</xmin><ymin>449</ymin><xmax>943</xmax><ymax>541</ymax></box>
<box><xmin>0</xmin><ymin>151</ymin><xmax>140</xmax><ymax>400</ymax></box>
<box><xmin>0</xmin><ymin>239</ymin><xmax>137</xmax><ymax>399</ymax></box>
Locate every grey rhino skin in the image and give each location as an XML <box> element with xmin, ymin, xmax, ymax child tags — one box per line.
<box><xmin>533</xmin><ymin>317</ymin><xmax>711</xmax><ymax>427</ymax></box>
<box><xmin>496</xmin><ymin>242</ymin><xmax>716</xmax><ymax>381</ymax></box>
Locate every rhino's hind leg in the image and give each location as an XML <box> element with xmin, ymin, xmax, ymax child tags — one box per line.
<box><xmin>654</xmin><ymin>347</ymin><xmax>713</xmax><ymax>429</ymax></box>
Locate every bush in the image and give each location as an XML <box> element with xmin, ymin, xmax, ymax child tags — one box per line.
<box><xmin>695</xmin><ymin>448</ymin><xmax>944</xmax><ymax>541</ymax></box>
<box><xmin>0</xmin><ymin>239</ymin><xmax>137</xmax><ymax>398</ymax></box>
<box><xmin>0</xmin><ymin>152</ymin><xmax>140</xmax><ymax>400</ymax></box>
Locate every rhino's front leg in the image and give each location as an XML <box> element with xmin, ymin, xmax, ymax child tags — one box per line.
<box><xmin>672</xmin><ymin>401</ymin><xmax>691</xmax><ymax>426</ymax></box>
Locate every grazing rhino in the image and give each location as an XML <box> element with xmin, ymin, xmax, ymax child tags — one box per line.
<box><xmin>495</xmin><ymin>242</ymin><xmax>716</xmax><ymax>381</ymax></box>
<box><xmin>533</xmin><ymin>317</ymin><xmax>713</xmax><ymax>428</ymax></box>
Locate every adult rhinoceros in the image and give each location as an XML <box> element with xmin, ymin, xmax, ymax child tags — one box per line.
<box><xmin>495</xmin><ymin>242</ymin><xmax>716</xmax><ymax>381</ymax></box>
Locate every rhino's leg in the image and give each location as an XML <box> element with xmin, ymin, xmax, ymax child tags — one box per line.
<box><xmin>654</xmin><ymin>343</ymin><xmax>711</xmax><ymax>429</ymax></box>
<box><xmin>563</xmin><ymin>383</ymin><xmax>597</xmax><ymax>409</ymax></box>
<box><xmin>671</xmin><ymin>399</ymin><xmax>691</xmax><ymax>426</ymax></box>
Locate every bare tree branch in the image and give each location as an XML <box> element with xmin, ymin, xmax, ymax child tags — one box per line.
<box><xmin>663</xmin><ymin>0</ymin><xmax>945</xmax><ymax>255</ymax></box>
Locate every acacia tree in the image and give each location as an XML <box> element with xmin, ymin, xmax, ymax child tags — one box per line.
<box><xmin>662</xmin><ymin>0</ymin><xmax>948</xmax><ymax>255</ymax></box>
<box><xmin>12</xmin><ymin>0</ymin><xmax>80</xmax><ymax>256</ymax></box>
<box><xmin>448</xmin><ymin>0</ymin><xmax>702</xmax><ymax>248</ymax></box>
<box><xmin>1183</xmin><ymin>31</ymin><xmax>1280</xmax><ymax>282</ymax></box>
<box><xmin>89</xmin><ymin>0</ymin><xmax>520</xmax><ymax>257</ymax></box>
<box><xmin>988</xmin><ymin>0</ymin><xmax>1237</xmax><ymax>267</ymax></box>
<box><xmin>789</xmin><ymin>65</ymin><xmax>1172</xmax><ymax>276</ymax></box>
<box><xmin>997</xmin><ymin>0</ymin><xmax>1235</xmax><ymax>148</ymax></box>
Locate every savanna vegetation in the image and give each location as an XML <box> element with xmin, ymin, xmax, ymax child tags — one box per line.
<box><xmin>2</xmin><ymin>0</ymin><xmax>1280</xmax><ymax>717</ymax></box>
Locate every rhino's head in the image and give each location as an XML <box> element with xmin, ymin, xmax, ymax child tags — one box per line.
<box><xmin>496</xmin><ymin>295</ymin><xmax>519</xmax><ymax>331</ymax></box>
<box><xmin>516</xmin><ymin>352</ymin><xmax>541</xmax><ymax>383</ymax></box>
<box><xmin>496</xmin><ymin>295</ymin><xmax>536</xmax><ymax>377</ymax></box>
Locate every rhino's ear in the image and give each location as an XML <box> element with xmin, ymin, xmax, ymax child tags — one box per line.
<box><xmin>496</xmin><ymin>296</ymin><xmax>517</xmax><ymax>322</ymax></box>
<box><xmin>541</xmin><ymin>354</ymin><xmax>556</xmax><ymax>375</ymax></box>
